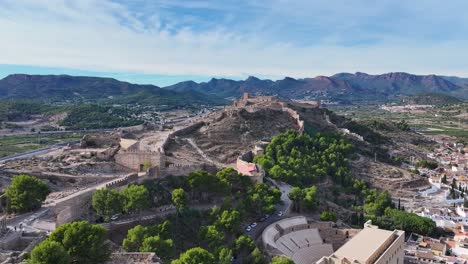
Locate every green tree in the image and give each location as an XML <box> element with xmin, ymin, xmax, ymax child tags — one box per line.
<box><xmin>123</xmin><ymin>225</ymin><xmax>151</xmax><ymax>252</ymax></box>
<box><xmin>245</xmin><ymin>184</ymin><xmax>281</xmax><ymax>214</ymax></box>
<box><xmin>215</xmin><ymin>210</ymin><xmax>241</xmax><ymax>233</ymax></box>
<box><xmin>288</xmin><ymin>187</ymin><xmax>304</xmax><ymax>212</ymax></box>
<box><xmin>303</xmin><ymin>186</ymin><xmax>318</xmax><ymax>210</ymax></box>
<box><xmin>199</xmin><ymin>225</ymin><xmax>224</xmax><ymax>250</ymax></box>
<box><xmin>172</xmin><ymin>188</ymin><xmax>188</xmax><ymax>213</ymax></box>
<box><xmin>364</xmin><ymin>189</ymin><xmax>392</xmax><ymax>217</ymax></box>
<box><xmin>376</xmin><ymin>208</ymin><xmax>437</xmax><ymax>235</ymax></box>
<box><xmin>245</xmin><ymin>248</ymin><xmax>266</xmax><ymax>264</ymax></box>
<box><xmin>271</xmin><ymin>256</ymin><xmax>295</xmax><ymax>264</ymax></box>
<box><xmin>234</xmin><ymin>235</ymin><xmax>256</xmax><ymax>254</ymax></box>
<box><xmin>217</xmin><ymin>247</ymin><xmax>232</xmax><ymax>264</ymax></box>
<box><xmin>171</xmin><ymin>247</ymin><xmax>215</xmax><ymax>264</ymax></box>
<box><xmin>216</xmin><ymin>167</ymin><xmax>252</xmax><ymax>192</ymax></box>
<box><xmin>29</xmin><ymin>240</ymin><xmax>70</xmax><ymax>264</ymax></box>
<box><xmin>47</xmin><ymin>221</ymin><xmax>110</xmax><ymax>264</ymax></box>
<box><xmin>320</xmin><ymin>210</ymin><xmax>337</xmax><ymax>222</ymax></box>
<box><xmin>122</xmin><ymin>185</ymin><xmax>150</xmax><ymax>213</ymax></box>
<box><xmin>217</xmin><ymin>247</ymin><xmax>233</xmax><ymax>264</ymax></box>
<box><xmin>187</xmin><ymin>170</ymin><xmax>228</xmax><ymax>199</ymax></box>
<box><xmin>140</xmin><ymin>236</ymin><xmax>174</xmax><ymax>260</ymax></box>
<box><xmin>5</xmin><ymin>174</ymin><xmax>50</xmax><ymax>213</ymax></box>
<box><xmin>92</xmin><ymin>189</ymin><xmax>124</xmax><ymax>222</ymax></box>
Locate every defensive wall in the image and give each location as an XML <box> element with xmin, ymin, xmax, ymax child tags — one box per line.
<box><xmin>114</xmin><ymin>150</ymin><xmax>165</xmax><ymax>172</ymax></box>
<box><xmin>55</xmin><ymin>173</ymin><xmax>137</xmax><ymax>226</ymax></box>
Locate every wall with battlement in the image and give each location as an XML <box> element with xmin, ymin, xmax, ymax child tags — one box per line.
<box><xmin>55</xmin><ymin>188</ymin><xmax>94</xmax><ymax>226</ymax></box>
<box><xmin>55</xmin><ymin>173</ymin><xmax>137</xmax><ymax>226</ymax></box>
<box><xmin>114</xmin><ymin>150</ymin><xmax>164</xmax><ymax>171</ymax></box>
<box><xmin>282</xmin><ymin>106</ymin><xmax>305</xmax><ymax>134</ymax></box>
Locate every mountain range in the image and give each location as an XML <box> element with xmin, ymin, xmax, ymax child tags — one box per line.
<box><xmin>0</xmin><ymin>74</ymin><xmax>225</xmax><ymax>108</ymax></box>
<box><xmin>0</xmin><ymin>72</ymin><xmax>467</xmax><ymax>106</ymax></box>
<box><xmin>166</xmin><ymin>72</ymin><xmax>468</xmax><ymax>102</ymax></box>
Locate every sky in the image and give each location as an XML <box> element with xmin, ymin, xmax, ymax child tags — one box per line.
<box><xmin>1</xmin><ymin>0</ymin><xmax>468</xmax><ymax>86</ymax></box>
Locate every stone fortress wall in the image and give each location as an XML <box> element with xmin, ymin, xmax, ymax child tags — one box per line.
<box><xmin>55</xmin><ymin>173</ymin><xmax>138</xmax><ymax>226</ymax></box>
<box><xmin>114</xmin><ymin>150</ymin><xmax>165</xmax><ymax>172</ymax></box>
<box><xmin>115</xmin><ymin>93</ymin><xmax>318</xmax><ymax>179</ymax></box>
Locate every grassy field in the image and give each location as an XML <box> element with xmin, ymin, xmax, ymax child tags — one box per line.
<box><xmin>0</xmin><ymin>133</ymin><xmax>85</xmax><ymax>158</ymax></box>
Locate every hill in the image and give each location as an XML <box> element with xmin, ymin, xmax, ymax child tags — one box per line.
<box><xmin>0</xmin><ymin>74</ymin><xmax>226</xmax><ymax>108</ymax></box>
<box><xmin>165</xmin><ymin>72</ymin><xmax>468</xmax><ymax>103</ymax></box>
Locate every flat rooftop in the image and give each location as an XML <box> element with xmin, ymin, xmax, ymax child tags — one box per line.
<box><xmin>332</xmin><ymin>226</ymin><xmax>399</xmax><ymax>263</ymax></box>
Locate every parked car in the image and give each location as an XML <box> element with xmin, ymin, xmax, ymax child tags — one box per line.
<box><xmin>250</xmin><ymin>222</ymin><xmax>257</xmax><ymax>228</ymax></box>
<box><xmin>110</xmin><ymin>214</ymin><xmax>119</xmax><ymax>221</ymax></box>
<box><xmin>277</xmin><ymin>211</ymin><xmax>283</xmax><ymax>217</ymax></box>
<box><xmin>245</xmin><ymin>225</ymin><xmax>252</xmax><ymax>232</ymax></box>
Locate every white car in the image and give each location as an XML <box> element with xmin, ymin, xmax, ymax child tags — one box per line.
<box><xmin>277</xmin><ymin>211</ymin><xmax>283</xmax><ymax>217</ymax></box>
<box><xmin>245</xmin><ymin>226</ymin><xmax>252</xmax><ymax>232</ymax></box>
<box><xmin>250</xmin><ymin>222</ymin><xmax>257</xmax><ymax>228</ymax></box>
<box><xmin>110</xmin><ymin>214</ymin><xmax>119</xmax><ymax>221</ymax></box>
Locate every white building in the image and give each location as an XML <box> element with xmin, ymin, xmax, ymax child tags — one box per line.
<box><xmin>317</xmin><ymin>221</ymin><xmax>405</xmax><ymax>264</ymax></box>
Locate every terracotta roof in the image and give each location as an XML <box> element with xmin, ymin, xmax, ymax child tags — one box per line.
<box><xmin>430</xmin><ymin>242</ymin><xmax>445</xmax><ymax>252</ymax></box>
<box><xmin>236</xmin><ymin>160</ymin><xmax>258</xmax><ymax>177</ymax></box>
<box><xmin>416</xmin><ymin>251</ymin><xmax>434</xmax><ymax>260</ymax></box>
<box><xmin>445</xmin><ymin>240</ymin><xmax>457</xmax><ymax>248</ymax></box>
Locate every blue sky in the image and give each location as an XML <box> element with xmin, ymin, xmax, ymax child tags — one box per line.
<box><xmin>1</xmin><ymin>0</ymin><xmax>468</xmax><ymax>86</ymax></box>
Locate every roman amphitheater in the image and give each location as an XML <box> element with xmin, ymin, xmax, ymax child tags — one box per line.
<box><xmin>262</xmin><ymin>216</ymin><xmax>358</xmax><ymax>264</ymax></box>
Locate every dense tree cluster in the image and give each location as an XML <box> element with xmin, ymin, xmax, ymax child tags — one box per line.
<box><xmin>91</xmin><ymin>184</ymin><xmax>150</xmax><ymax>222</ymax></box>
<box><xmin>288</xmin><ymin>186</ymin><xmax>318</xmax><ymax>212</ymax></box>
<box><xmin>172</xmin><ymin>188</ymin><xmax>188</xmax><ymax>213</ymax></box>
<box><xmin>415</xmin><ymin>160</ymin><xmax>438</xmax><ymax>170</ymax></box>
<box><xmin>30</xmin><ymin>221</ymin><xmax>110</xmax><ymax>264</ymax></box>
<box><xmin>0</xmin><ymin>100</ymin><xmax>58</xmax><ymax>122</ymax></box>
<box><xmin>5</xmin><ymin>174</ymin><xmax>50</xmax><ymax>213</ymax></box>
<box><xmin>91</xmin><ymin>189</ymin><xmax>124</xmax><ymax>222</ymax></box>
<box><xmin>119</xmin><ymin>168</ymin><xmax>279</xmax><ymax>263</ymax></box>
<box><xmin>29</xmin><ymin>240</ymin><xmax>71</xmax><ymax>264</ymax></box>
<box><xmin>244</xmin><ymin>183</ymin><xmax>282</xmax><ymax>214</ymax></box>
<box><xmin>123</xmin><ymin>221</ymin><xmax>174</xmax><ymax>260</ymax></box>
<box><xmin>320</xmin><ymin>210</ymin><xmax>337</xmax><ymax>222</ymax></box>
<box><xmin>171</xmin><ymin>247</ymin><xmax>215</xmax><ymax>264</ymax></box>
<box><xmin>375</xmin><ymin>208</ymin><xmax>437</xmax><ymax>235</ymax></box>
<box><xmin>60</xmin><ymin>104</ymin><xmax>142</xmax><ymax>129</ymax></box>
<box><xmin>255</xmin><ymin>130</ymin><xmax>353</xmax><ymax>186</ymax></box>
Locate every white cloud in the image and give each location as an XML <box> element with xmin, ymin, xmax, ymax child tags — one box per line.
<box><xmin>1</xmin><ymin>0</ymin><xmax>468</xmax><ymax>80</ymax></box>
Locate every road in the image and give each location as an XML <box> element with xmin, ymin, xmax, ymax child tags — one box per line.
<box><xmin>0</xmin><ymin>140</ymin><xmax>80</xmax><ymax>163</ymax></box>
<box><xmin>0</xmin><ymin>128</ymin><xmax>115</xmax><ymax>137</ymax></box>
<box><xmin>102</xmin><ymin>203</ymin><xmax>218</xmax><ymax>229</ymax></box>
<box><xmin>6</xmin><ymin>208</ymin><xmax>51</xmax><ymax>232</ymax></box>
<box><xmin>245</xmin><ymin>178</ymin><xmax>293</xmax><ymax>240</ymax></box>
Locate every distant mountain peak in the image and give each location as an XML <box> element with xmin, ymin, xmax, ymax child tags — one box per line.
<box><xmin>245</xmin><ymin>76</ymin><xmax>261</xmax><ymax>82</ymax></box>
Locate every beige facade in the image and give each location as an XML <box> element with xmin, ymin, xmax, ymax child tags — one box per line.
<box><xmin>317</xmin><ymin>221</ymin><xmax>404</xmax><ymax>264</ymax></box>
